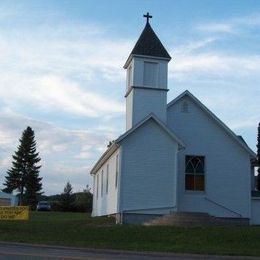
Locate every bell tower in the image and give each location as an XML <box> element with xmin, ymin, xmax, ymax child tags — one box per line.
<box><xmin>124</xmin><ymin>13</ymin><xmax>171</xmax><ymax>130</ymax></box>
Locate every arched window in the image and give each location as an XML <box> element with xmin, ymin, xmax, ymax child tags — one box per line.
<box><xmin>185</xmin><ymin>156</ymin><xmax>205</xmax><ymax>191</ymax></box>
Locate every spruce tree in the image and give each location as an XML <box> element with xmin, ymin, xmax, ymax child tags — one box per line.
<box><xmin>60</xmin><ymin>181</ymin><xmax>74</xmax><ymax>211</ymax></box>
<box><xmin>3</xmin><ymin>126</ymin><xmax>42</xmax><ymax>208</ymax></box>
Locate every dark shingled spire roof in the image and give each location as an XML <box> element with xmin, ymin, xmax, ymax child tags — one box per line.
<box><xmin>129</xmin><ymin>22</ymin><xmax>171</xmax><ymax>59</ymax></box>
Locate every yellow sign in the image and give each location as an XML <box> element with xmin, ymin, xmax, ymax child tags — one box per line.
<box><xmin>0</xmin><ymin>206</ymin><xmax>29</xmax><ymax>220</ymax></box>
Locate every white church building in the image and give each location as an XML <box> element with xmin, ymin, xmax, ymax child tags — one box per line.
<box><xmin>90</xmin><ymin>14</ymin><xmax>260</xmax><ymax>225</ymax></box>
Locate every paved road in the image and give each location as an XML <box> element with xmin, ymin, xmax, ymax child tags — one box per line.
<box><xmin>0</xmin><ymin>242</ymin><xmax>259</xmax><ymax>260</ymax></box>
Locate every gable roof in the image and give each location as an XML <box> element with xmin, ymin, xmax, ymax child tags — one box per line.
<box><xmin>90</xmin><ymin>142</ymin><xmax>119</xmax><ymax>175</ymax></box>
<box><xmin>167</xmin><ymin>90</ymin><xmax>256</xmax><ymax>158</ymax></box>
<box><xmin>124</xmin><ymin>22</ymin><xmax>171</xmax><ymax>68</ymax></box>
<box><xmin>116</xmin><ymin>113</ymin><xmax>185</xmax><ymax>148</ymax></box>
<box><xmin>90</xmin><ymin>113</ymin><xmax>185</xmax><ymax>175</ymax></box>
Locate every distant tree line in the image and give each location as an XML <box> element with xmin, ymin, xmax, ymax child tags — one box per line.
<box><xmin>40</xmin><ymin>182</ymin><xmax>92</xmax><ymax>212</ymax></box>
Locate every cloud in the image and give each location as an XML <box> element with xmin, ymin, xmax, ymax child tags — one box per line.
<box><xmin>229</xmin><ymin>116</ymin><xmax>259</xmax><ymax>130</ymax></box>
<box><xmin>169</xmin><ymin>49</ymin><xmax>260</xmax><ymax>81</ymax></box>
<box><xmin>197</xmin><ymin>23</ymin><xmax>233</xmax><ymax>33</ymax></box>
<box><xmin>196</xmin><ymin>13</ymin><xmax>260</xmax><ymax>34</ymax></box>
<box><xmin>36</xmin><ymin>75</ymin><xmax>124</xmax><ymax>117</ymax></box>
<box><xmin>0</xmin><ymin>111</ymin><xmax>119</xmax><ymax>194</ymax></box>
<box><xmin>0</xmin><ymin>74</ymin><xmax>125</xmax><ymax>117</ymax></box>
<box><xmin>0</xmin><ymin>157</ymin><xmax>11</xmax><ymax>169</ymax></box>
<box><xmin>0</xmin><ymin>14</ymin><xmax>129</xmax><ymax>194</ymax></box>
<box><xmin>0</xmin><ymin>19</ymin><xmax>131</xmax><ymax>119</ymax></box>
<box><xmin>172</xmin><ymin>38</ymin><xmax>217</xmax><ymax>55</ymax></box>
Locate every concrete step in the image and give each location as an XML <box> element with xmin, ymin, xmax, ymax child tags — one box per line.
<box><xmin>144</xmin><ymin>212</ymin><xmax>249</xmax><ymax>227</ymax></box>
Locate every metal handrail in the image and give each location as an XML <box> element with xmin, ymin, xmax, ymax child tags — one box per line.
<box><xmin>123</xmin><ymin>205</ymin><xmax>176</xmax><ymax>213</ymax></box>
<box><xmin>205</xmin><ymin>197</ymin><xmax>242</xmax><ymax>217</ymax></box>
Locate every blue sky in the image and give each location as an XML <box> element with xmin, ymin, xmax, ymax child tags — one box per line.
<box><xmin>0</xmin><ymin>0</ymin><xmax>259</xmax><ymax>195</ymax></box>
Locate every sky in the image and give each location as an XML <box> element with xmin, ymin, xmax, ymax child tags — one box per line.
<box><xmin>0</xmin><ymin>0</ymin><xmax>259</xmax><ymax>195</ymax></box>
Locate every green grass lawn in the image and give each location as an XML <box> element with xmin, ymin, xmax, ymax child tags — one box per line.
<box><xmin>0</xmin><ymin>211</ymin><xmax>260</xmax><ymax>256</ymax></box>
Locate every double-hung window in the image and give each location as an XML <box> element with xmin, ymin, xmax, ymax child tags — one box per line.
<box><xmin>115</xmin><ymin>154</ymin><xmax>119</xmax><ymax>188</ymax></box>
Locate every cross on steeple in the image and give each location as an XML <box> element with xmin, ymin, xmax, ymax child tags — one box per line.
<box><xmin>143</xmin><ymin>12</ymin><xmax>152</xmax><ymax>23</ymax></box>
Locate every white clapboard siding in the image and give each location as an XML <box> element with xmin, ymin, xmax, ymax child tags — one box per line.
<box><xmin>119</xmin><ymin>119</ymin><xmax>179</xmax><ymax>214</ymax></box>
<box><xmin>167</xmin><ymin>94</ymin><xmax>252</xmax><ymax>218</ymax></box>
<box><xmin>92</xmin><ymin>148</ymin><xmax>120</xmax><ymax>216</ymax></box>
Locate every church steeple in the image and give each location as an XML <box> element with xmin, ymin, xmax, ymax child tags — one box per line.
<box><xmin>124</xmin><ymin>14</ymin><xmax>171</xmax><ymax>130</ymax></box>
<box><xmin>124</xmin><ymin>15</ymin><xmax>171</xmax><ymax>69</ymax></box>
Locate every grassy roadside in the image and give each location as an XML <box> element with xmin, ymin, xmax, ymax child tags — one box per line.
<box><xmin>0</xmin><ymin>211</ymin><xmax>260</xmax><ymax>256</ymax></box>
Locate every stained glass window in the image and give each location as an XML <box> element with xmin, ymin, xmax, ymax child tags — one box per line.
<box><xmin>185</xmin><ymin>156</ymin><xmax>205</xmax><ymax>191</ymax></box>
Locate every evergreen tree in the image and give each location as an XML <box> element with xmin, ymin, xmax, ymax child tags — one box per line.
<box><xmin>3</xmin><ymin>126</ymin><xmax>42</xmax><ymax>207</ymax></box>
<box><xmin>60</xmin><ymin>181</ymin><xmax>74</xmax><ymax>211</ymax></box>
<box><xmin>74</xmin><ymin>185</ymin><xmax>93</xmax><ymax>212</ymax></box>
<box><xmin>257</xmin><ymin>123</ymin><xmax>260</xmax><ymax>191</ymax></box>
